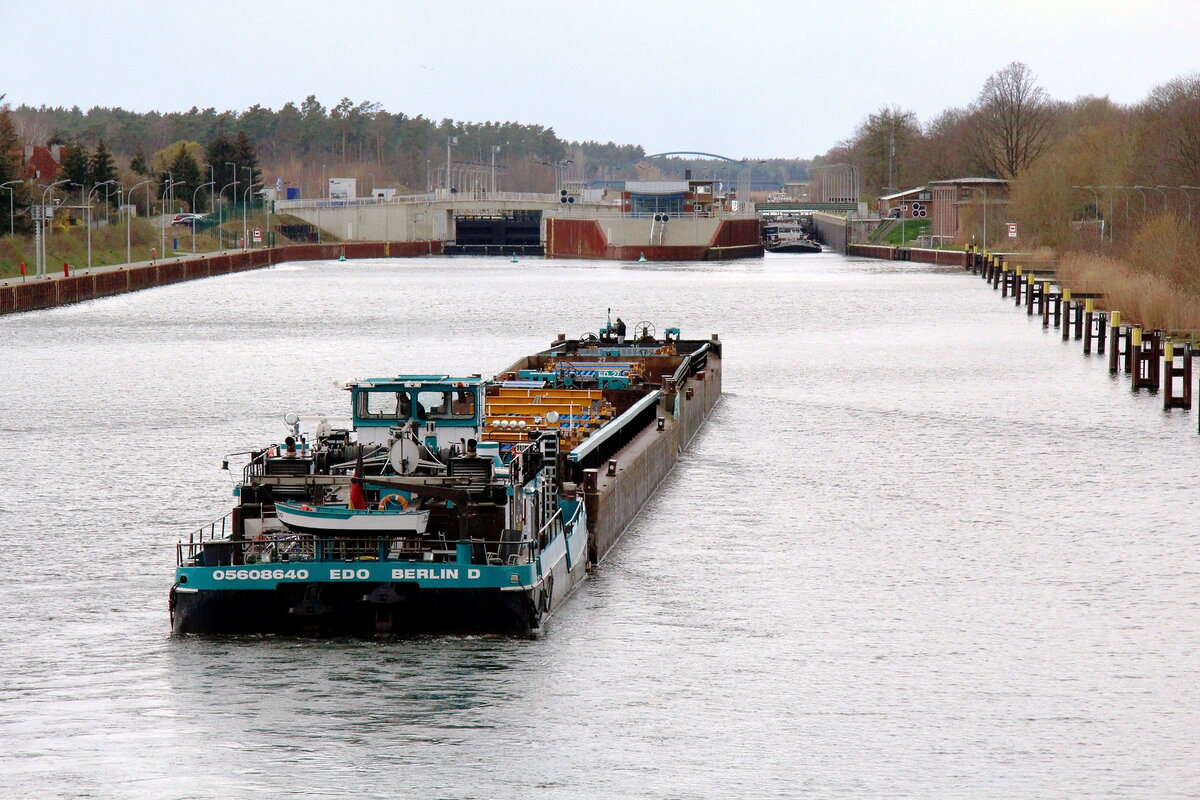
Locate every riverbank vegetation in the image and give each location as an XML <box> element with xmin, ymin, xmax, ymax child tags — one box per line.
<box><xmin>823</xmin><ymin>65</ymin><xmax>1200</xmax><ymax>331</ymax></box>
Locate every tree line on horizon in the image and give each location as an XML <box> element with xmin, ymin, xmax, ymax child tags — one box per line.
<box><xmin>0</xmin><ymin>95</ymin><xmax>813</xmax><ymax>212</ymax></box>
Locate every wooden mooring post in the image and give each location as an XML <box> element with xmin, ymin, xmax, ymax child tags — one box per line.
<box><xmin>1062</xmin><ymin>291</ymin><xmax>1078</xmax><ymax>341</ymax></box>
<box><xmin>1108</xmin><ymin>312</ymin><xmax>1124</xmax><ymax>373</ymax></box>
<box><xmin>1040</xmin><ymin>281</ymin><xmax>1052</xmax><ymax>326</ymax></box>
<box><xmin>1082</xmin><ymin>299</ymin><xmax>1107</xmax><ymax>355</ymax></box>
<box><xmin>1130</xmin><ymin>327</ymin><xmax>1163</xmax><ymax>392</ymax></box>
<box><xmin>1162</xmin><ymin>341</ymin><xmax>1192</xmax><ymax>409</ymax></box>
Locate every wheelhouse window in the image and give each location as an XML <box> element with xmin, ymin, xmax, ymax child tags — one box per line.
<box><xmin>358</xmin><ymin>390</ymin><xmax>412</xmax><ymax>419</ymax></box>
<box><xmin>416</xmin><ymin>389</ymin><xmax>475</xmax><ymax>420</ymax></box>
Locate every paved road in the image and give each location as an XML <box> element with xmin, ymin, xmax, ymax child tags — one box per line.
<box><xmin>0</xmin><ymin>245</ymin><xmax>250</xmax><ymax>289</ymax></box>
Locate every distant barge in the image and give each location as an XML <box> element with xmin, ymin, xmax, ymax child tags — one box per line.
<box><xmin>170</xmin><ymin>321</ymin><xmax>721</xmax><ymax>635</ymax></box>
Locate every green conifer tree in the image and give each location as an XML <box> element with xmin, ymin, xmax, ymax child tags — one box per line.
<box><xmin>204</xmin><ymin>131</ymin><xmax>238</xmax><ymax>203</ymax></box>
<box><xmin>89</xmin><ymin>141</ymin><xmax>118</xmax><ymax>208</ymax></box>
<box><xmin>158</xmin><ymin>143</ymin><xmax>202</xmax><ymax>214</ymax></box>
<box><xmin>61</xmin><ymin>143</ymin><xmax>91</xmax><ymax>201</ymax></box>
<box><xmin>232</xmin><ymin>131</ymin><xmax>261</xmax><ymax>202</ymax></box>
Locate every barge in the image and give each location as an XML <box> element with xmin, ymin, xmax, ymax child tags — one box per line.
<box><xmin>170</xmin><ymin>320</ymin><xmax>722</xmax><ymax>635</ymax></box>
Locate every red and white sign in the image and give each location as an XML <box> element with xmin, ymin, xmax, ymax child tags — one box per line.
<box><xmin>1007</xmin><ymin>223</ymin><xmax>1018</xmax><ymax>238</ymax></box>
<box><xmin>252</xmin><ymin>227</ymin><xmax>263</xmax><ymax>243</ymax></box>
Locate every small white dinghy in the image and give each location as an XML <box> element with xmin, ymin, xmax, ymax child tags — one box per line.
<box><xmin>273</xmin><ymin>500</ymin><xmax>430</xmax><ymax>535</ymax></box>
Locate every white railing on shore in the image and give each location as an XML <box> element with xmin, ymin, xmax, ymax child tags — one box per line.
<box><xmin>274</xmin><ymin>190</ymin><xmax>562</xmax><ymax>212</ymax></box>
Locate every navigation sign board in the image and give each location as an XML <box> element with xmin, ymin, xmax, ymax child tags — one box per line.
<box><xmin>1007</xmin><ymin>223</ymin><xmax>1018</xmax><ymax>238</ymax></box>
<box><xmin>252</xmin><ymin>227</ymin><xmax>263</xmax><ymax>243</ymax></box>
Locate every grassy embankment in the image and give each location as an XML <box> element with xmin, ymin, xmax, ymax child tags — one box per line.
<box><xmin>867</xmin><ymin>218</ymin><xmax>932</xmax><ymax>247</ymax></box>
<box><xmin>0</xmin><ymin>213</ymin><xmax>331</xmax><ymax>280</ymax></box>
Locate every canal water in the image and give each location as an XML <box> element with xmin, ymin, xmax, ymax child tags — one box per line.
<box><xmin>1</xmin><ymin>252</ymin><xmax>1197</xmax><ymax>799</ymax></box>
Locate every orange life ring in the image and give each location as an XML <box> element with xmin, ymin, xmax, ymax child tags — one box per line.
<box><xmin>378</xmin><ymin>493</ymin><xmax>410</xmax><ymax>511</ymax></box>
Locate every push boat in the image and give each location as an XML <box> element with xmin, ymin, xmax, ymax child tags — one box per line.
<box><xmin>762</xmin><ymin>220</ymin><xmax>822</xmax><ymax>254</ymax></box>
<box><xmin>170</xmin><ymin>321</ymin><xmax>722</xmax><ymax>635</ymax></box>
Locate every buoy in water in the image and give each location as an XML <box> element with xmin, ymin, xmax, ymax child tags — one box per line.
<box><xmin>338</xmin><ymin>251</ymin><xmax>347</xmax><ymax>262</ymax></box>
<box><xmin>510</xmin><ymin>253</ymin><xmax>518</xmax><ymax>263</ymax></box>
<box><xmin>638</xmin><ymin>252</ymin><xmax>647</xmax><ymax>262</ymax></box>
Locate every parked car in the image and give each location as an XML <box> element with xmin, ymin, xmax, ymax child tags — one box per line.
<box><xmin>171</xmin><ymin>213</ymin><xmax>206</xmax><ymax>226</ymax></box>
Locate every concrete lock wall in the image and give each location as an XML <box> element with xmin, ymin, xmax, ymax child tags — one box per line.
<box><xmin>290</xmin><ymin>204</ymin><xmax>438</xmax><ymax>242</ymax></box>
<box><xmin>0</xmin><ymin>242</ymin><xmax>443</xmax><ymax>316</ymax></box>
<box><xmin>812</xmin><ymin>211</ymin><xmax>849</xmax><ymax>252</ymax></box>
<box><xmin>846</xmin><ymin>243</ymin><xmax>970</xmax><ymax>267</ymax></box>
<box><xmin>286</xmin><ymin>199</ymin><xmax>566</xmax><ymax>243</ymax></box>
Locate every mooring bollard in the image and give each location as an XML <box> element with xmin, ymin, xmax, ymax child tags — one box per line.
<box><xmin>1129</xmin><ymin>327</ymin><xmax>1143</xmax><ymax>383</ymax></box>
<box><xmin>1124</xmin><ymin>324</ymin><xmax>1135</xmax><ymax>374</ymax></box>
<box><xmin>1108</xmin><ymin>311</ymin><xmax>1122</xmax><ymax>373</ymax></box>
<box><xmin>1084</xmin><ymin>298</ymin><xmax>1094</xmax><ymax>352</ymax></box>
<box><xmin>1131</xmin><ymin>328</ymin><xmax>1163</xmax><ymax>392</ymax></box>
<box><xmin>1040</xmin><ymin>281</ymin><xmax>1052</xmax><ymax>326</ymax></box>
<box><xmin>1162</xmin><ymin>341</ymin><xmax>1193</xmax><ymax>410</ymax></box>
<box><xmin>1026</xmin><ymin>273</ymin><xmax>1036</xmax><ymax>315</ymax></box>
<box><xmin>1060</xmin><ymin>289</ymin><xmax>1071</xmax><ymax>338</ymax></box>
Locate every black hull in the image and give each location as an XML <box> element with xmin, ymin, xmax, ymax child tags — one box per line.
<box><xmin>766</xmin><ymin>242</ymin><xmax>822</xmax><ymax>254</ymax></box>
<box><xmin>171</xmin><ymin>583</ymin><xmax>544</xmax><ymax>636</ymax></box>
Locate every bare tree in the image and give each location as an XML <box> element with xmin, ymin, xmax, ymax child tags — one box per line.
<box><xmin>846</xmin><ymin>105</ymin><xmax>920</xmax><ymax>194</ymax></box>
<box><xmin>969</xmin><ymin>62</ymin><xmax>1055</xmax><ymax>178</ymax></box>
<box><xmin>1139</xmin><ymin>74</ymin><xmax>1200</xmax><ymax>184</ymax></box>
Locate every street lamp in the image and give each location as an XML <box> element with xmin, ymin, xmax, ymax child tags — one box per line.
<box><xmin>37</xmin><ymin>179</ymin><xmax>68</xmax><ymax>276</ymax></box>
<box><xmin>160</xmin><ymin>179</ymin><xmax>184</xmax><ymax>257</ymax></box>
<box><xmin>218</xmin><ymin>180</ymin><xmax>237</xmax><ymax>247</ymax></box>
<box><xmin>127</xmin><ymin>179</ymin><xmax>152</xmax><ymax>265</ymax></box>
<box><xmin>1131</xmin><ymin>186</ymin><xmax>1150</xmax><ymax>215</ymax></box>
<box><xmin>444</xmin><ymin>137</ymin><xmax>457</xmax><ymax>193</ymax></box>
<box><xmin>1157</xmin><ymin>185</ymin><xmax>1191</xmax><ymax>222</ymax></box>
<box><xmin>962</xmin><ymin>186</ymin><xmax>988</xmax><ymax>251</ymax></box>
<box><xmin>224</xmin><ymin>161</ymin><xmax>238</xmax><ymax>218</ymax></box>
<box><xmin>82</xmin><ymin>180</ymin><xmax>115</xmax><ymax>268</ymax></box>
<box><xmin>734</xmin><ymin>159</ymin><xmax>763</xmax><ymax>214</ymax></box>
<box><xmin>200</xmin><ymin>163</ymin><xmax>214</xmax><ymax>212</ymax></box>
<box><xmin>193</xmin><ymin>181</ymin><xmax>215</xmax><ymax>254</ymax></box>
<box><xmin>0</xmin><ymin>180</ymin><xmax>18</xmax><ymax>237</ymax></box>
<box><xmin>1180</xmin><ymin>187</ymin><xmax>1200</xmax><ymax>224</ymax></box>
<box><xmin>243</xmin><ymin>181</ymin><xmax>262</xmax><ymax>248</ymax></box>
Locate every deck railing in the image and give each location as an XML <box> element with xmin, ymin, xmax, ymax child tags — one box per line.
<box><xmin>176</xmin><ymin>532</ymin><xmax>541</xmax><ymax>568</ymax></box>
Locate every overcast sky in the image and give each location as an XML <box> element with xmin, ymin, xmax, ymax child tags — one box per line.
<box><xmin>3</xmin><ymin>0</ymin><xmax>1197</xmax><ymax>159</ymax></box>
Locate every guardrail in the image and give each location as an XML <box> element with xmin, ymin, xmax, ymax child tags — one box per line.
<box><xmin>273</xmin><ymin>191</ymin><xmax>563</xmax><ymax>212</ymax></box>
<box><xmin>176</xmin><ymin>531</ymin><xmax>542</xmax><ymax>567</ymax></box>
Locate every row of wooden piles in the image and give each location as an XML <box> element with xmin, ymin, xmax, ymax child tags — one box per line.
<box><xmin>966</xmin><ymin>245</ymin><xmax>1194</xmax><ymax>415</ymax></box>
